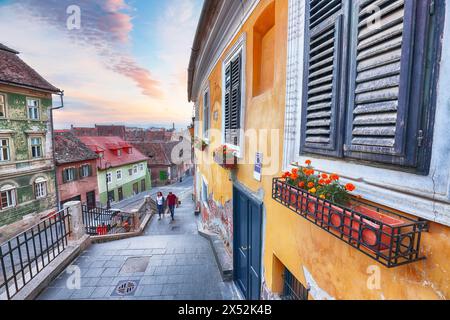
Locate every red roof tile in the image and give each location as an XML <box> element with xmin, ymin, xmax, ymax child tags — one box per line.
<box><xmin>78</xmin><ymin>136</ymin><xmax>148</xmax><ymax>169</ymax></box>
<box><xmin>0</xmin><ymin>43</ymin><xmax>60</xmax><ymax>93</ymax></box>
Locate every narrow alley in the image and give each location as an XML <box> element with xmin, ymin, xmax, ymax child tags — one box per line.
<box><xmin>37</xmin><ymin>178</ymin><xmax>240</xmax><ymax>300</ymax></box>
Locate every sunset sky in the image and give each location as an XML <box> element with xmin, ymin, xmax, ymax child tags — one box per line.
<box><xmin>0</xmin><ymin>0</ymin><xmax>202</xmax><ymax>129</ymax></box>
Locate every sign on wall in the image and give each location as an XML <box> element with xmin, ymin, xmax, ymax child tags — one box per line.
<box><xmin>254</xmin><ymin>152</ymin><xmax>263</xmax><ymax>182</ymax></box>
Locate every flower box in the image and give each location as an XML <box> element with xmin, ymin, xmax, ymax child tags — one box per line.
<box><xmin>212</xmin><ymin>145</ymin><xmax>237</xmax><ymax>169</ymax></box>
<box><xmin>273</xmin><ymin>178</ymin><xmax>428</xmax><ymax>268</ymax></box>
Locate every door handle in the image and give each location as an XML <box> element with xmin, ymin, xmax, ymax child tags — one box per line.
<box><xmin>241</xmin><ymin>246</ymin><xmax>248</xmax><ymax>251</ymax></box>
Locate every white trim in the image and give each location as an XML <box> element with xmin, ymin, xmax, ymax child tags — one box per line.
<box><xmin>0</xmin><ymin>184</ymin><xmax>15</xmax><ymax>192</ymax></box>
<box><xmin>35</xmin><ymin>176</ymin><xmax>47</xmax><ymax>184</ymax></box>
<box><xmin>202</xmin><ymin>82</ymin><xmax>211</xmax><ymax>142</ymax></box>
<box><xmin>116</xmin><ymin>169</ymin><xmax>122</xmax><ymax>181</ymax></box>
<box><xmin>191</xmin><ymin>0</ymin><xmax>260</xmax><ymax>103</ymax></box>
<box><xmin>221</xmin><ymin>33</ymin><xmax>247</xmax><ymax>158</ymax></box>
<box><xmin>201</xmin><ymin>175</ymin><xmax>209</xmax><ymax>208</ymax></box>
<box><xmin>283</xmin><ymin>0</ymin><xmax>450</xmax><ymax>226</ymax></box>
<box><xmin>26</xmin><ymin>97</ymin><xmax>40</xmax><ymax>120</ymax></box>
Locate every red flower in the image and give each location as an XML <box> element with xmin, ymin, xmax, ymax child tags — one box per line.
<box><xmin>321</xmin><ymin>173</ymin><xmax>328</xmax><ymax>179</ymax></box>
<box><xmin>282</xmin><ymin>171</ymin><xmax>291</xmax><ymax>179</ymax></box>
<box><xmin>305</xmin><ymin>159</ymin><xmax>312</xmax><ymax>166</ymax></box>
<box><xmin>345</xmin><ymin>183</ymin><xmax>356</xmax><ymax>192</ymax></box>
<box><xmin>330</xmin><ymin>173</ymin><xmax>339</xmax><ymax>181</ymax></box>
<box><xmin>307</xmin><ymin>182</ymin><xmax>315</xmax><ymax>188</ymax></box>
<box><xmin>291</xmin><ymin>168</ymin><xmax>299</xmax><ymax>175</ymax></box>
<box><xmin>298</xmin><ymin>181</ymin><xmax>305</xmax><ymax>188</ymax></box>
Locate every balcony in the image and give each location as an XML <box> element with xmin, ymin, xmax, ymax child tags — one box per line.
<box><xmin>272</xmin><ymin>178</ymin><xmax>429</xmax><ymax>268</ymax></box>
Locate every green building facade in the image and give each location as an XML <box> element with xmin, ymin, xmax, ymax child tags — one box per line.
<box><xmin>0</xmin><ymin>44</ymin><xmax>62</xmax><ymax>227</ymax></box>
<box><xmin>98</xmin><ymin>161</ymin><xmax>151</xmax><ymax>205</ymax></box>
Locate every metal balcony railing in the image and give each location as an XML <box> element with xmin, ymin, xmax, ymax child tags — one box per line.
<box><xmin>272</xmin><ymin>178</ymin><xmax>429</xmax><ymax>268</ymax></box>
<box><xmin>81</xmin><ymin>205</ymin><xmax>133</xmax><ymax>235</ymax></box>
<box><xmin>0</xmin><ymin>208</ymin><xmax>71</xmax><ymax>300</ymax></box>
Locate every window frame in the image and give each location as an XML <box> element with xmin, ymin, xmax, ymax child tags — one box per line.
<box><xmin>0</xmin><ymin>138</ymin><xmax>11</xmax><ymax>162</ymax></box>
<box><xmin>202</xmin><ymin>84</ymin><xmax>211</xmax><ymax>141</ymax></box>
<box><xmin>34</xmin><ymin>179</ymin><xmax>48</xmax><ymax>199</ymax></box>
<box><xmin>26</xmin><ymin>98</ymin><xmax>40</xmax><ymax>120</ymax></box>
<box><xmin>116</xmin><ymin>169</ymin><xmax>122</xmax><ymax>181</ymax></box>
<box><xmin>0</xmin><ymin>93</ymin><xmax>7</xmax><ymax>118</ymax></box>
<box><xmin>80</xmin><ymin>164</ymin><xmax>91</xmax><ymax>178</ymax></box>
<box><xmin>133</xmin><ymin>165</ymin><xmax>138</xmax><ymax>174</ymax></box>
<box><xmin>64</xmin><ymin>167</ymin><xmax>76</xmax><ymax>183</ymax></box>
<box><xmin>221</xmin><ymin>33</ymin><xmax>247</xmax><ymax>158</ymax></box>
<box><xmin>0</xmin><ymin>185</ymin><xmax>17</xmax><ymax>210</ymax></box>
<box><xmin>201</xmin><ymin>176</ymin><xmax>209</xmax><ymax>208</ymax></box>
<box><xmin>106</xmin><ymin>172</ymin><xmax>112</xmax><ymax>184</ymax></box>
<box><xmin>282</xmin><ymin>0</ymin><xmax>448</xmax><ymax>225</ymax></box>
<box><xmin>30</xmin><ymin>136</ymin><xmax>44</xmax><ymax>159</ymax></box>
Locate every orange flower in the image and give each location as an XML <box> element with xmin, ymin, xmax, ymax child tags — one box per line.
<box><xmin>325</xmin><ymin>179</ymin><xmax>332</xmax><ymax>185</ymax></box>
<box><xmin>291</xmin><ymin>168</ymin><xmax>299</xmax><ymax>175</ymax></box>
<box><xmin>330</xmin><ymin>173</ymin><xmax>339</xmax><ymax>181</ymax></box>
<box><xmin>282</xmin><ymin>171</ymin><xmax>291</xmax><ymax>179</ymax></box>
<box><xmin>319</xmin><ymin>194</ymin><xmax>326</xmax><ymax>199</ymax></box>
<box><xmin>321</xmin><ymin>173</ymin><xmax>328</xmax><ymax>179</ymax></box>
<box><xmin>305</xmin><ymin>159</ymin><xmax>312</xmax><ymax>165</ymax></box>
<box><xmin>291</xmin><ymin>173</ymin><xmax>299</xmax><ymax>180</ymax></box>
<box><xmin>319</xmin><ymin>179</ymin><xmax>326</xmax><ymax>185</ymax></box>
<box><xmin>307</xmin><ymin>182</ymin><xmax>315</xmax><ymax>188</ymax></box>
<box><xmin>345</xmin><ymin>183</ymin><xmax>356</xmax><ymax>192</ymax></box>
<box><xmin>305</xmin><ymin>169</ymin><xmax>314</xmax><ymax>176</ymax></box>
<box><xmin>298</xmin><ymin>181</ymin><xmax>305</xmax><ymax>188</ymax></box>
<box><xmin>309</xmin><ymin>188</ymin><xmax>317</xmax><ymax>194</ymax></box>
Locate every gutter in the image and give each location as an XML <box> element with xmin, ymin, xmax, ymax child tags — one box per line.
<box><xmin>50</xmin><ymin>91</ymin><xmax>65</xmax><ymax>210</ymax></box>
<box><xmin>187</xmin><ymin>0</ymin><xmax>220</xmax><ymax>102</ymax></box>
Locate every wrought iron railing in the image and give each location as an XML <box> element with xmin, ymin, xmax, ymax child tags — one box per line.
<box><xmin>81</xmin><ymin>205</ymin><xmax>133</xmax><ymax>235</ymax></box>
<box><xmin>272</xmin><ymin>178</ymin><xmax>429</xmax><ymax>268</ymax></box>
<box><xmin>282</xmin><ymin>268</ymin><xmax>309</xmax><ymax>300</ymax></box>
<box><xmin>0</xmin><ymin>208</ymin><xmax>71</xmax><ymax>300</ymax></box>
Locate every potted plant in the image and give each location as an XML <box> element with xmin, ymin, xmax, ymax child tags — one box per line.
<box><xmin>194</xmin><ymin>137</ymin><xmax>208</xmax><ymax>151</ymax></box>
<box><xmin>212</xmin><ymin>145</ymin><xmax>237</xmax><ymax>169</ymax></box>
<box><xmin>276</xmin><ymin>160</ymin><xmax>407</xmax><ymax>251</ymax></box>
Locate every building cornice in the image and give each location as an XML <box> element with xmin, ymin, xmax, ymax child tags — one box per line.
<box><xmin>188</xmin><ymin>0</ymin><xmax>260</xmax><ymax>102</ymax></box>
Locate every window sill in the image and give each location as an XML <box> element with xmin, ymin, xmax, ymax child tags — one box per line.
<box><xmin>289</xmin><ymin>156</ymin><xmax>450</xmax><ymax>226</ymax></box>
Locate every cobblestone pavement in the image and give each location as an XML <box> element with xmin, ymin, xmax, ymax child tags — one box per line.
<box><xmin>37</xmin><ymin>179</ymin><xmax>240</xmax><ymax>300</ymax></box>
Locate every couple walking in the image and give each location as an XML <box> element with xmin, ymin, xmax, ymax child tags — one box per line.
<box><xmin>156</xmin><ymin>191</ymin><xmax>178</xmax><ymax>221</ymax></box>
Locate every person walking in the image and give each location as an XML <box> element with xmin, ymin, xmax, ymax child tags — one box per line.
<box><xmin>156</xmin><ymin>192</ymin><xmax>165</xmax><ymax>220</ymax></box>
<box><xmin>166</xmin><ymin>192</ymin><xmax>178</xmax><ymax>221</ymax></box>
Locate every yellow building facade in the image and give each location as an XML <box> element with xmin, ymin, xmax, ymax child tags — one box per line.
<box><xmin>188</xmin><ymin>0</ymin><xmax>449</xmax><ymax>300</ymax></box>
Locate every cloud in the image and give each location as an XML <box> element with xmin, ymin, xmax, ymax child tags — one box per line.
<box><xmin>0</xmin><ymin>0</ymin><xmax>202</xmax><ymax>128</ymax></box>
<box><xmin>6</xmin><ymin>0</ymin><xmax>161</xmax><ymax>99</ymax></box>
<box><xmin>112</xmin><ymin>56</ymin><xmax>163</xmax><ymax>98</ymax></box>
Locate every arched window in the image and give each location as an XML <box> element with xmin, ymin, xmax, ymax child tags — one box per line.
<box><xmin>0</xmin><ymin>184</ymin><xmax>17</xmax><ymax>209</ymax></box>
<box><xmin>34</xmin><ymin>177</ymin><xmax>48</xmax><ymax>199</ymax></box>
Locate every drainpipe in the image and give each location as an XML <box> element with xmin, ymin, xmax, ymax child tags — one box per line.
<box><xmin>50</xmin><ymin>91</ymin><xmax>64</xmax><ymax>210</ymax></box>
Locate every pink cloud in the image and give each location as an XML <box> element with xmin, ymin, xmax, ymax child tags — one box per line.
<box><xmin>113</xmin><ymin>56</ymin><xmax>163</xmax><ymax>99</ymax></box>
<box><xmin>101</xmin><ymin>0</ymin><xmax>130</xmax><ymax>12</ymax></box>
<box><xmin>98</xmin><ymin>12</ymin><xmax>133</xmax><ymax>43</ymax></box>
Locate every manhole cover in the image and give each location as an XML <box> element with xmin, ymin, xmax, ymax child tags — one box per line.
<box><xmin>120</xmin><ymin>256</ymin><xmax>150</xmax><ymax>274</ymax></box>
<box><xmin>112</xmin><ymin>280</ymin><xmax>139</xmax><ymax>296</ymax></box>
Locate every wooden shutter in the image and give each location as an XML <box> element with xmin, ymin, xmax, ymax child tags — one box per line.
<box><xmin>224</xmin><ymin>63</ymin><xmax>231</xmax><ymax>143</ymax></box>
<box><xmin>224</xmin><ymin>53</ymin><xmax>242</xmax><ymax>146</ymax></box>
<box><xmin>345</xmin><ymin>0</ymin><xmax>427</xmax><ymax>166</ymax></box>
<box><xmin>300</xmin><ymin>0</ymin><xmax>349</xmax><ymax>156</ymax></box>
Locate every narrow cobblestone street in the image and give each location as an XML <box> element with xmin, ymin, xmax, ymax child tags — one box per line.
<box><xmin>37</xmin><ymin>179</ymin><xmax>240</xmax><ymax>300</ymax></box>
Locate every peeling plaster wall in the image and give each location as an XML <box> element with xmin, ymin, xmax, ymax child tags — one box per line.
<box><xmin>0</xmin><ymin>84</ymin><xmax>57</xmax><ymax>226</ymax></box>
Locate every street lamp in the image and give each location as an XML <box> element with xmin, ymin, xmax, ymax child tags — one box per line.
<box><xmin>104</xmin><ymin>161</ymin><xmax>112</xmax><ymax>209</ymax></box>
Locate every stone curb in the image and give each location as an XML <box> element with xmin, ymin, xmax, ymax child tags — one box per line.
<box><xmin>197</xmin><ymin>221</ymin><xmax>233</xmax><ymax>282</ymax></box>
